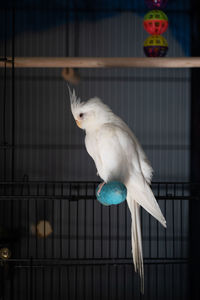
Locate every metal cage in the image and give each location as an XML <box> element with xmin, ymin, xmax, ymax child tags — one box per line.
<box><xmin>0</xmin><ymin>180</ymin><xmax>195</xmax><ymax>299</ymax></box>
<box><xmin>1</xmin><ymin>1</ymin><xmax>199</xmax><ymax>299</ymax></box>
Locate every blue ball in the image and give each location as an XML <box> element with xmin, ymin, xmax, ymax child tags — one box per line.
<box><xmin>96</xmin><ymin>181</ymin><xmax>127</xmax><ymax>206</ymax></box>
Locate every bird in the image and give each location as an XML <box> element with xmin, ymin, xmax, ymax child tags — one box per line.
<box><xmin>68</xmin><ymin>87</ymin><xmax>166</xmax><ymax>292</ymax></box>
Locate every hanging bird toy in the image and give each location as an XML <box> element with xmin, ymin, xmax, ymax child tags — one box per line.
<box><xmin>96</xmin><ymin>181</ymin><xmax>127</xmax><ymax>206</ymax></box>
<box><xmin>145</xmin><ymin>0</ymin><xmax>168</xmax><ymax>9</ymax></box>
<box><xmin>143</xmin><ymin>10</ymin><xmax>168</xmax><ymax>35</ymax></box>
<box><xmin>143</xmin><ymin>35</ymin><xmax>168</xmax><ymax>57</ymax></box>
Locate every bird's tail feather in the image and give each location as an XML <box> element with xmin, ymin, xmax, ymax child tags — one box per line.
<box><xmin>127</xmin><ymin>195</ymin><xmax>144</xmax><ymax>293</ymax></box>
<box><xmin>126</xmin><ymin>179</ymin><xmax>166</xmax><ymax>293</ymax></box>
<box><xmin>127</xmin><ymin>179</ymin><xmax>166</xmax><ymax>228</ymax></box>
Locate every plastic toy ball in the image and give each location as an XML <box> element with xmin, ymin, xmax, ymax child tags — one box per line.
<box><xmin>143</xmin><ymin>35</ymin><xmax>168</xmax><ymax>57</ymax></box>
<box><xmin>145</xmin><ymin>0</ymin><xmax>168</xmax><ymax>9</ymax></box>
<box><xmin>143</xmin><ymin>10</ymin><xmax>168</xmax><ymax>35</ymax></box>
<box><xmin>96</xmin><ymin>182</ymin><xmax>127</xmax><ymax>206</ymax></box>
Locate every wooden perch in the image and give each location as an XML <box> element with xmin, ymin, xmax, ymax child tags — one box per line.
<box><xmin>1</xmin><ymin>57</ymin><xmax>200</xmax><ymax>68</ymax></box>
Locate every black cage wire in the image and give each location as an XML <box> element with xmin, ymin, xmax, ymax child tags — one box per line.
<box><xmin>0</xmin><ymin>181</ymin><xmax>194</xmax><ymax>299</ymax></box>
<box><xmin>0</xmin><ymin>1</ymin><xmax>200</xmax><ymax>299</ymax></box>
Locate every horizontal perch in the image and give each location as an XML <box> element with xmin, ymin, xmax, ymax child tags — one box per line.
<box><xmin>1</xmin><ymin>57</ymin><xmax>200</xmax><ymax>68</ymax></box>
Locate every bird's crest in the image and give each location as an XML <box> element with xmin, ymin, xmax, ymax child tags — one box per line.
<box><xmin>67</xmin><ymin>84</ymin><xmax>82</xmax><ymax>116</ymax></box>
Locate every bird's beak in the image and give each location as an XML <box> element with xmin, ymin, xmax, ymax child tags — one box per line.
<box><xmin>76</xmin><ymin>120</ymin><xmax>82</xmax><ymax>128</ymax></box>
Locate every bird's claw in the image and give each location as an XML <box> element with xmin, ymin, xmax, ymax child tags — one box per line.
<box><xmin>97</xmin><ymin>182</ymin><xmax>106</xmax><ymax>195</ymax></box>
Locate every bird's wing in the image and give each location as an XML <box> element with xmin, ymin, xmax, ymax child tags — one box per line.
<box><xmin>96</xmin><ymin>124</ymin><xmax>166</xmax><ymax>227</ymax></box>
<box><xmin>95</xmin><ymin>124</ymin><xmax>139</xmax><ymax>183</ymax></box>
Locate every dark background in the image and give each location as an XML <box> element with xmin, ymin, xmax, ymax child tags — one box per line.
<box><xmin>0</xmin><ymin>0</ymin><xmax>200</xmax><ymax>299</ymax></box>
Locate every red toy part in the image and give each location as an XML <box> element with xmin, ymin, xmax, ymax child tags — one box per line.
<box><xmin>143</xmin><ymin>19</ymin><xmax>168</xmax><ymax>35</ymax></box>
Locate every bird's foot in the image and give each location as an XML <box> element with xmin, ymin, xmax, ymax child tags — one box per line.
<box><xmin>97</xmin><ymin>182</ymin><xmax>106</xmax><ymax>195</ymax></box>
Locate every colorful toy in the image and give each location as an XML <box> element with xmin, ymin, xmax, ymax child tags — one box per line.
<box><xmin>143</xmin><ymin>35</ymin><xmax>168</xmax><ymax>57</ymax></box>
<box><xmin>144</xmin><ymin>10</ymin><xmax>168</xmax><ymax>35</ymax></box>
<box><xmin>96</xmin><ymin>181</ymin><xmax>127</xmax><ymax>206</ymax></box>
<box><xmin>145</xmin><ymin>0</ymin><xmax>168</xmax><ymax>9</ymax></box>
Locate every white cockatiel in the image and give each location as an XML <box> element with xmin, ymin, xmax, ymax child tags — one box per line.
<box><xmin>69</xmin><ymin>87</ymin><xmax>166</xmax><ymax>292</ymax></box>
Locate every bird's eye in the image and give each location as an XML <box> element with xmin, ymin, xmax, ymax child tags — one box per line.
<box><xmin>79</xmin><ymin>113</ymin><xmax>84</xmax><ymax>118</ymax></box>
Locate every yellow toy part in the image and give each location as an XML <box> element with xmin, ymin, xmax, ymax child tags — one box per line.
<box><xmin>144</xmin><ymin>35</ymin><xmax>168</xmax><ymax>47</ymax></box>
